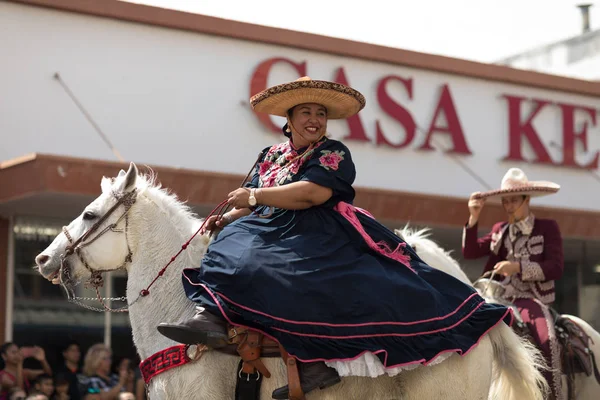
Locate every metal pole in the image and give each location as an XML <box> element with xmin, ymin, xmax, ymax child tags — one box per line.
<box><xmin>103</xmin><ymin>272</ymin><xmax>113</xmax><ymax>348</ymax></box>
<box><xmin>578</xmin><ymin>241</ymin><xmax>586</xmax><ymax>318</ymax></box>
<box><xmin>5</xmin><ymin>216</ymin><xmax>15</xmax><ymax>342</ymax></box>
<box><xmin>53</xmin><ymin>72</ymin><xmax>124</xmax><ymax>348</ymax></box>
<box><xmin>53</xmin><ymin>72</ymin><xmax>125</xmax><ymax>162</ymax></box>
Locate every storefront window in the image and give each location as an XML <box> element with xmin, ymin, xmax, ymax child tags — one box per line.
<box><xmin>580</xmin><ymin>240</ymin><xmax>600</xmax><ymax>330</ymax></box>
<box><xmin>11</xmin><ymin>216</ymin><xmax>134</xmax><ymax>365</ymax></box>
<box><xmin>554</xmin><ymin>261</ymin><xmax>579</xmax><ymax>316</ymax></box>
<box><xmin>14</xmin><ymin>217</ymin><xmax>65</xmax><ymax>301</ymax></box>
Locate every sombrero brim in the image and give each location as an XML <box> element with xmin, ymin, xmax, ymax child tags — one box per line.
<box><xmin>250</xmin><ymin>80</ymin><xmax>365</xmax><ymax>119</ymax></box>
<box><xmin>473</xmin><ymin>181</ymin><xmax>560</xmax><ymax>200</ymax></box>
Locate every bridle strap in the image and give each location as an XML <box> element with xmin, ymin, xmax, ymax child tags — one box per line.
<box><xmin>60</xmin><ymin>190</ymin><xmax>137</xmax><ymax>312</ymax></box>
<box><xmin>61</xmin><ymin>152</ymin><xmax>269</xmax><ymax>313</ymax></box>
<box><xmin>62</xmin><ymin>190</ymin><xmax>136</xmax><ymax>274</ymax></box>
<box><xmin>63</xmin><ymin>190</ymin><xmax>137</xmax><ymax>257</ymax></box>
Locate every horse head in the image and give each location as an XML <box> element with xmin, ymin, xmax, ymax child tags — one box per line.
<box><xmin>35</xmin><ymin>162</ymin><xmax>141</xmax><ymax>295</ymax></box>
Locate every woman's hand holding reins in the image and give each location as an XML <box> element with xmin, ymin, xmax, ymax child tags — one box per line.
<box><xmin>227</xmin><ymin>188</ymin><xmax>253</xmax><ymax>209</ymax></box>
<box><xmin>200</xmin><ymin>205</ymin><xmax>253</xmax><ymax>235</ymax></box>
<box><xmin>200</xmin><ymin>215</ymin><xmax>230</xmax><ymax>234</ymax></box>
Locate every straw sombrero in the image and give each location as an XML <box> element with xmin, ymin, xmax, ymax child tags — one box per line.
<box><xmin>473</xmin><ymin>168</ymin><xmax>560</xmax><ymax>200</ymax></box>
<box><xmin>250</xmin><ymin>76</ymin><xmax>365</xmax><ymax>119</ymax></box>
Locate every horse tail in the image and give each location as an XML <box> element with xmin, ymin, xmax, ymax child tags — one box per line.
<box><xmin>487</xmin><ymin>322</ymin><xmax>549</xmax><ymax>400</ymax></box>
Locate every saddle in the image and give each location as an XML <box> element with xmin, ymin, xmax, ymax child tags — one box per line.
<box><xmin>473</xmin><ymin>277</ymin><xmax>600</xmax><ymax>399</ymax></box>
<box><xmin>512</xmin><ymin>307</ymin><xmax>600</xmax><ymax>400</ymax></box>
<box><xmin>549</xmin><ymin>309</ymin><xmax>600</xmax><ymax>399</ymax></box>
<box><xmin>224</xmin><ymin>325</ymin><xmax>306</xmax><ymax>400</ymax></box>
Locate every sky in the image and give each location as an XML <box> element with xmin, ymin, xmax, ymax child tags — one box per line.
<box><xmin>123</xmin><ymin>0</ymin><xmax>600</xmax><ymax>63</ymax></box>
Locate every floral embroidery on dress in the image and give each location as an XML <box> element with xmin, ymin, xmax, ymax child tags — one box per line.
<box><xmin>257</xmin><ymin>139</ymin><xmax>326</xmax><ymax>188</ymax></box>
<box><xmin>318</xmin><ymin>150</ymin><xmax>345</xmax><ymax>171</ymax></box>
<box><xmin>259</xmin><ymin>160</ymin><xmax>273</xmax><ymax>176</ymax></box>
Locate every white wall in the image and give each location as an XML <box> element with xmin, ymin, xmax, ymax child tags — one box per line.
<box><xmin>502</xmin><ymin>39</ymin><xmax>600</xmax><ymax>80</ymax></box>
<box><xmin>2</xmin><ymin>2</ymin><xmax>600</xmax><ymax>212</ymax></box>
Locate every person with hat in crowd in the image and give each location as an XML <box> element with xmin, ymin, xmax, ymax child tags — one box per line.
<box><xmin>462</xmin><ymin>167</ymin><xmax>563</xmax><ymax>399</ymax></box>
<box><xmin>157</xmin><ymin>77</ymin><xmax>513</xmax><ymax>399</ymax></box>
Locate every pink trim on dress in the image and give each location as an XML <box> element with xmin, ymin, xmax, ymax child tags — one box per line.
<box><xmin>291</xmin><ymin>307</ymin><xmax>514</xmax><ymax>368</ymax></box>
<box><xmin>334</xmin><ymin>202</ymin><xmax>412</xmax><ymax>270</ymax></box>
<box><xmin>270</xmin><ymin>301</ymin><xmax>484</xmax><ymax>339</ymax></box>
<box><xmin>212</xmin><ymin>287</ymin><xmax>481</xmax><ymax>328</ymax></box>
<box><xmin>353</xmin><ymin>206</ymin><xmax>375</xmax><ymax>219</ymax></box>
<box><xmin>181</xmin><ymin>272</ymin><xmax>514</xmax><ymax>369</ymax></box>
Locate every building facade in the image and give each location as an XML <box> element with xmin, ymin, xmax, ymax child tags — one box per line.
<box><xmin>2</xmin><ymin>0</ymin><xmax>600</xmax><ymax>358</ymax></box>
<box><xmin>496</xmin><ymin>28</ymin><xmax>600</xmax><ymax>80</ymax></box>
<box><xmin>496</xmin><ymin>5</ymin><xmax>600</xmax><ymax>80</ymax></box>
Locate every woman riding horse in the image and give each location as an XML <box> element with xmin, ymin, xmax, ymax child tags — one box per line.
<box><xmin>157</xmin><ymin>77</ymin><xmax>513</xmax><ymax>399</ymax></box>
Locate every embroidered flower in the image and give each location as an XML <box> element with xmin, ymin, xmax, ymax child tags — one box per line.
<box><xmin>265</xmin><ymin>174</ymin><xmax>277</xmax><ymax>187</ymax></box>
<box><xmin>318</xmin><ymin>150</ymin><xmax>345</xmax><ymax>171</ymax></box>
<box><xmin>258</xmin><ymin>139</ymin><xmax>328</xmax><ymax>187</ymax></box>
<box><xmin>258</xmin><ymin>161</ymin><xmax>273</xmax><ymax>175</ymax></box>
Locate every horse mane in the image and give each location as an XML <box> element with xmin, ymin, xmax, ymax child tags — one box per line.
<box><xmin>139</xmin><ymin>169</ymin><xmax>199</xmax><ymax>221</ymax></box>
<box><xmin>101</xmin><ymin>168</ymin><xmax>203</xmax><ymax>234</ymax></box>
<box><xmin>395</xmin><ymin>225</ymin><xmax>472</xmax><ymax>285</ymax></box>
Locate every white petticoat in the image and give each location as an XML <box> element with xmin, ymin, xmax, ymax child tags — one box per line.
<box><xmin>325</xmin><ymin>351</ymin><xmax>454</xmax><ymax>378</ymax></box>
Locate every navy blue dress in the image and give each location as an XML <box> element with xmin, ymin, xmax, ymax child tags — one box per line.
<box><xmin>182</xmin><ymin>136</ymin><xmax>512</xmax><ymax>370</ymax></box>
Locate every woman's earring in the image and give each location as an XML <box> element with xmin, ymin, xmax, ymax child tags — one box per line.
<box><xmin>285</xmin><ymin>126</ymin><xmax>291</xmax><ymax>133</ymax></box>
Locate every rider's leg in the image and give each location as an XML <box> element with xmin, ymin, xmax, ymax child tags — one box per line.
<box><xmin>157</xmin><ymin>306</ymin><xmax>229</xmax><ymax>347</ymax></box>
<box><xmin>514</xmin><ymin>298</ymin><xmax>562</xmax><ymax>400</ymax></box>
<box><xmin>271</xmin><ymin>359</ymin><xmax>341</xmax><ymax>399</ymax></box>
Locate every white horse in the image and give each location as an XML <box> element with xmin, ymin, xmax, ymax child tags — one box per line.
<box><xmin>398</xmin><ymin>226</ymin><xmax>600</xmax><ymax>400</ymax></box>
<box><xmin>34</xmin><ymin>163</ymin><xmax>548</xmax><ymax>400</ymax></box>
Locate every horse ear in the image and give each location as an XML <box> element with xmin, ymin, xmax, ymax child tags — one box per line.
<box><xmin>120</xmin><ymin>162</ymin><xmax>138</xmax><ymax>192</ymax></box>
<box><xmin>118</xmin><ymin>169</ymin><xmax>126</xmax><ymax>178</ymax></box>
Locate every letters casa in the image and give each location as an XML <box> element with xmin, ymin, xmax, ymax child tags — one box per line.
<box><xmin>250</xmin><ymin>57</ymin><xmax>600</xmax><ymax>170</ymax></box>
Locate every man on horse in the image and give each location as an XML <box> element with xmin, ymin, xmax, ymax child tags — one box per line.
<box><xmin>462</xmin><ymin>167</ymin><xmax>564</xmax><ymax>399</ymax></box>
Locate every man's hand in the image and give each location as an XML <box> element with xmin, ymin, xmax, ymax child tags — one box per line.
<box><xmin>468</xmin><ymin>192</ymin><xmax>485</xmax><ymax>227</ymax></box>
<box><xmin>493</xmin><ymin>260</ymin><xmax>521</xmax><ymax>277</ymax></box>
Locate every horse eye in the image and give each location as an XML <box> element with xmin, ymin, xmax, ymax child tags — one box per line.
<box><xmin>83</xmin><ymin>211</ymin><xmax>97</xmax><ymax>221</ymax></box>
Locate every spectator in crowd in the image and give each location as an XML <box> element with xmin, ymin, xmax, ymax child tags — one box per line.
<box><xmin>28</xmin><ymin>375</ymin><xmax>53</xmax><ymax>399</ymax></box>
<box><xmin>24</xmin><ymin>395</ymin><xmax>47</xmax><ymax>400</ymax></box>
<box><xmin>78</xmin><ymin>345</ymin><xmax>127</xmax><ymax>400</ymax></box>
<box><xmin>133</xmin><ymin>377</ymin><xmax>144</xmax><ymax>400</ymax></box>
<box><xmin>51</xmin><ymin>374</ymin><xmax>70</xmax><ymax>400</ymax></box>
<box><xmin>53</xmin><ymin>342</ymin><xmax>80</xmax><ymax>400</ymax></box>
<box><xmin>1</xmin><ymin>343</ymin><xmax>52</xmax><ymax>399</ymax></box>
<box><xmin>109</xmin><ymin>360</ymin><xmax>132</xmax><ymax>396</ymax></box>
<box><xmin>7</xmin><ymin>387</ymin><xmax>27</xmax><ymax>400</ymax></box>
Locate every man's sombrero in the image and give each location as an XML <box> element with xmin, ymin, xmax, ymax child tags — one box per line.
<box><xmin>473</xmin><ymin>168</ymin><xmax>560</xmax><ymax>200</ymax></box>
<box><xmin>250</xmin><ymin>76</ymin><xmax>366</xmax><ymax>119</ymax></box>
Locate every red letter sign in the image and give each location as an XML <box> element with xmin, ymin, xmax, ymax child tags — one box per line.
<box><xmin>335</xmin><ymin>68</ymin><xmax>370</xmax><ymax>142</ymax></box>
<box><xmin>375</xmin><ymin>76</ymin><xmax>416</xmax><ymax>148</ymax></box>
<box><xmin>558</xmin><ymin>103</ymin><xmax>599</xmax><ymax>169</ymax></box>
<box><xmin>502</xmin><ymin>95</ymin><xmax>554</xmax><ymax>165</ymax></box>
<box><xmin>249</xmin><ymin>58</ymin><xmax>307</xmax><ymax>133</ymax></box>
<box><xmin>419</xmin><ymin>84</ymin><xmax>471</xmax><ymax>154</ymax></box>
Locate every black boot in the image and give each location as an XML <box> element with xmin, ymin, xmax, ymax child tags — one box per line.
<box><xmin>157</xmin><ymin>306</ymin><xmax>228</xmax><ymax>347</ymax></box>
<box><xmin>271</xmin><ymin>361</ymin><xmax>341</xmax><ymax>399</ymax></box>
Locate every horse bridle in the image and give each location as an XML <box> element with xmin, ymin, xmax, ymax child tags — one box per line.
<box><xmin>59</xmin><ymin>189</ymin><xmax>137</xmax><ymax>311</ymax></box>
<box><xmin>58</xmin><ymin>151</ymin><xmax>271</xmax><ymax>313</ymax></box>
